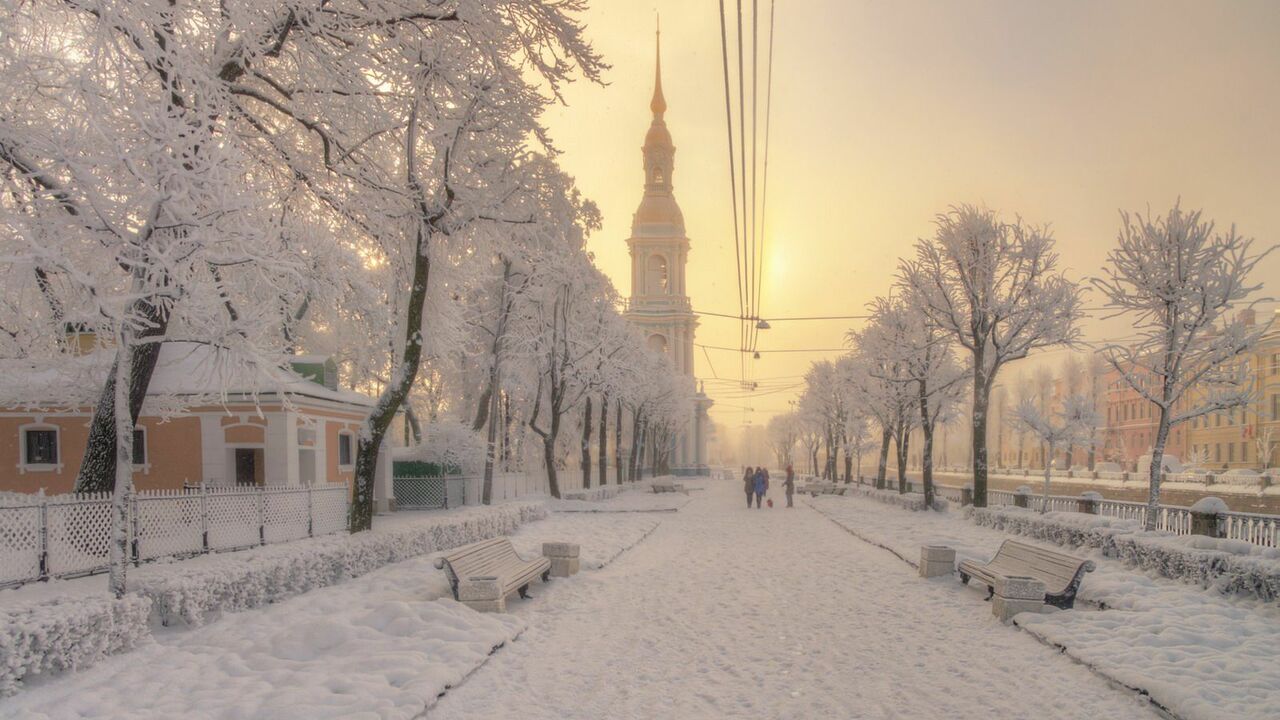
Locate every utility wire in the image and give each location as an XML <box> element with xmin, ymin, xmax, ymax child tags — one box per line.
<box><xmin>753</xmin><ymin>0</ymin><xmax>776</xmax><ymax>356</ymax></box>
<box><xmin>736</xmin><ymin>0</ymin><xmax>749</xmax><ymax>358</ymax></box>
<box><xmin>716</xmin><ymin>0</ymin><xmax>746</xmax><ymax>376</ymax></box>
<box><xmin>697</xmin><ymin>343</ymin><xmax>849</xmax><ymax>354</ymax></box>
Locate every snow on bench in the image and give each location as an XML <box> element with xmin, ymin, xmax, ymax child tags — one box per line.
<box><xmin>958</xmin><ymin>539</ymin><xmax>1095</xmax><ymax>610</ymax></box>
<box><xmin>434</xmin><ymin>537</ymin><xmax>551</xmax><ymax>613</ymax></box>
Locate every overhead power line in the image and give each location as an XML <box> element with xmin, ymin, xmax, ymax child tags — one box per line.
<box><xmin>697</xmin><ymin>343</ymin><xmax>848</xmax><ymax>354</ymax></box>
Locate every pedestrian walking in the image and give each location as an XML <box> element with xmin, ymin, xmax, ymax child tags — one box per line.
<box><xmin>743</xmin><ymin>466</ymin><xmax>755</xmax><ymax>509</ymax></box>
<box><xmin>783</xmin><ymin>464</ymin><xmax>795</xmax><ymax>508</ymax></box>
<box><xmin>753</xmin><ymin>467</ymin><xmax>768</xmax><ymax>508</ymax></box>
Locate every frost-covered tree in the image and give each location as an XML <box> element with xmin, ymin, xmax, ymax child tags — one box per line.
<box><xmin>900</xmin><ymin>205</ymin><xmax>1084</xmax><ymax>506</ymax></box>
<box><xmin>1010</xmin><ymin>394</ymin><xmax>1099</xmax><ymax>513</ymax></box>
<box><xmin>1092</xmin><ymin>204</ymin><xmax>1272</xmax><ymax>529</ymax></box>
<box><xmin>766</xmin><ymin>412</ymin><xmax>801</xmax><ymax>468</ymax></box>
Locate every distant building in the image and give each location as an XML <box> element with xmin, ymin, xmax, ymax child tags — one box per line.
<box><xmin>1185</xmin><ymin>309</ymin><xmax>1280</xmax><ymax>471</ymax></box>
<box><xmin>622</xmin><ymin>28</ymin><xmax>711</xmax><ymax>472</ymax></box>
<box><xmin>1100</xmin><ymin>365</ymin><xmax>1188</xmax><ymax>471</ymax></box>
<box><xmin>0</xmin><ymin>339</ymin><xmax>392</xmax><ymax>507</ymax></box>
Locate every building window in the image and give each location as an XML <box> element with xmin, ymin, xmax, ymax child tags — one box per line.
<box><xmin>646</xmin><ymin>255</ymin><xmax>669</xmax><ymax>295</ymax></box>
<box><xmin>132</xmin><ymin>428</ymin><xmax>147</xmax><ymax>466</ymax></box>
<box><xmin>22</xmin><ymin>427</ymin><xmax>59</xmax><ymax>466</ymax></box>
<box><xmin>1242</xmin><ymin>442</ymin><xmax>1250</xmax><ymax>463</ymax></box>
<box><xmin>338</xmin><ymin>432</ymin><xmax>354</xmax><ymax>468</ymax></box>
<box><xmin>1229</xmin><ymin>443</ymin><xmax>1235</xmax><ymax>462</ymax></box>
<box><xmin>1215</xmin><ymin>444</ymin><xmax>1222</xmax><ymax>462</ymax></box>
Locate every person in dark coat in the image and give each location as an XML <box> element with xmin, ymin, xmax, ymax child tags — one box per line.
<box><xmin>752</xmin><ymin>467</ymin><xmax>768</xmax><ymax>508</ymax></box>
<box><xmin>743</xmin><ymin>467</ymin><xmax>755</xmax><ymax>508</ymax></box>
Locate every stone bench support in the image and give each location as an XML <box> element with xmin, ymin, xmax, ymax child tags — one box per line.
<box><xmin>919</xmin><ymin>545</ymin><xmax>956</xmax><ymax>579</ymax></box>
<box><xmin>543</xmin><ymin>542</ymin><xmax>581</xmax><ymax>577</ymax></box>
<box><xmin>991</xmin><ymin>575</ymin><xmax>1045</xmax><ymax>623</ymax></box>
<box><xmin>458</xmin><ymin>575</ymin><xmax>506</xmax><ymax>613</ymax></box>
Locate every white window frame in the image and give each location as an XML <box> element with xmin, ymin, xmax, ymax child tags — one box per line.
<box><xmin>18</xmin><ymin>423</ymin><xmax>62</xmax><ymax>473</ymax></box>
<box><xmin>132</xmin><ymin>426</ymin><xmax>151</xmax><ymax>474</ymax></box>
<box><xmin>337</xmin><ymin>431</ymin><xmax>355</xmax><ymax>470</ymax></box>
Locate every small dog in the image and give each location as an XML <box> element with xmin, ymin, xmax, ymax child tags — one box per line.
<box><xmin>766</xmin><ymin>498</ymin><xmax>774</xmax><ymax>508</ymax></box>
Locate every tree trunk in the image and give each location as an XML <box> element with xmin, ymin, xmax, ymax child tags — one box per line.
<box><xmin>1146</xmin><ymin>407</ymin><xmax>1171</xmax><ymax>531</ymax></box>
<box><xmin>580</xmin><ymin>396</ymin><xmax>593</xmax><ymax>489</ymax></box>
<box><xmin>876</xmin><ymin>427</ymin><xmax>891</xmax><ymax>490</ymax></box>
<box><xmin>107</xmin><ymin>333</ymin><xmax>135</xmax><ymax>598</ymax></box>
<box><xmin>599</xmin><ymin>393</ymin><xmax>609</xmax><ymax>484</ymax></box>
<box><xmin>895</xmin><ymin>429</ymin><xmax>910</xmax><ymax>495</ymax></box>
<box><xmin>971</xmin><ymin>367</ymin><xmax>992</xmax><ymax>507</ymax></box>
<box><xmin>405</xmin><ymin>403</ymin><xmax>423</xmax><ymax>445</ymax></box>
<box><xmin>481</xmin><ymin>379</ymin><xmax>500</xmax><ymax>504</ymax></box>
<box><xmin>1041</xmin><ymin>440</ymin><xmax>1055</xmax><ymax>514</ymax></box>
<box><xmin>629</xmin><ymin>411</ymin><xmax>644</xmax><ymax>482</ymax></box>
<box><xmin>350</xmin><ymin>107</ymin><xmax>443</xmax><ymax>531</ymax></box>
<box><xmin>543</xmin><ymin>432</ymin><xmax>561</xmax><ymax>499</ymax></box>
<box><xmin>919</xmin><ymin>385</ymin><xmax>935</xmax><ymax>509</ymax></box>
<box><xmin>843</xmin><ymin>453</ymin><xmax>852</xmax><ymax>483</ymax></box>
<box><xmin>615</xmin><ymin>399</ymin><xmax>624</xmax><ymax>483</ymax></box>
<box><xmin>75</xmin><ymin>292</ymin><xmax>168</xmax><ymax>492</ymax></box>
<box><xmin>636</xmin><ymin>421</ymin><xmax>648</xmax><ymax>481</ymax></box>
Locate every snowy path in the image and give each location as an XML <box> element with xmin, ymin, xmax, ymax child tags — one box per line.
<box><xmin>429</xmin><ymin>482</ymin><xmax>1159</xmax><ymax>719</ymax></box>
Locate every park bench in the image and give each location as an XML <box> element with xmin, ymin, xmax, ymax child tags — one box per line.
<box><xmin>434</xmin><ymin>537</ymin><xmax>551</xmax><ymax>612</ymax></box>
<box><xmin>958</xmin><ymin>539</ymin><xmax>1095</xmax><ymax>610</ymax></box>
<box><xmin>652</xmin><ymin>480</ymin><xmax>688</xmax><ymax>494</ymax></box>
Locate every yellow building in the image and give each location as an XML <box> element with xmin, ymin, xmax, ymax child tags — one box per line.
<box><xmin>1185</xmin><ymin>309</ymin><xmax>1280</xmax><ymax>471</ymax></box>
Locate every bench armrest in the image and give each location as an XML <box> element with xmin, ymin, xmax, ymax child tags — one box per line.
<box><xmin>433</xmin><ymin>557</ymin><xmax>446</xmax><ymax>570</ymax></box>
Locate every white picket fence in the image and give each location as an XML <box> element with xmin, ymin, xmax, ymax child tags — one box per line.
<box><xmin>0</xmin><ymin>484</ymin><xmax>349</xmax><ymax>588</ymax></box>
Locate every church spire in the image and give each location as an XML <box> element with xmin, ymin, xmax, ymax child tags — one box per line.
<box><xmin>650</xmin><ymin>17</ymin><xmax>666</xmax><ymax>117</ymax></box>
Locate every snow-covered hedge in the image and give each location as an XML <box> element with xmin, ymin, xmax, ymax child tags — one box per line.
<box><xmin>1</xmin><ymin>593</ymin><xmax>151</xmax><ymax>697</ymax></box>
<box><xmin>841</xmin><ymin>485</ymin><xmax>947</xmax><ymax>512</ymax></box>
<box><xmin>139</xmin><ymin>502</ymin><xmax>546</xmax><ymax>626</ymax></box>
<box><xmin>561</xmin><ymin>486</ymin><xmax>621</xmax><ymax>502</ymax></box>
<box><xmin>967</xmin><ymin>506</ymin><xmax>1280</xmax><ymax>601</ymax></box>
<box><xmin>0</xmin><ymin>502</ymin><xmax>547</xmax><ymax>697</ymax></box>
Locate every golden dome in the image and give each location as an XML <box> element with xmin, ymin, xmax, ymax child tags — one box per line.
<box><xmin>645</xmin><ymin>122</ymin><xmax>673</xmax><ymax>149</ymax></box>
<box><xmin>634</xmin><ymin>193</ymin><xmax>685</xmax><ymax>229</ymax></box>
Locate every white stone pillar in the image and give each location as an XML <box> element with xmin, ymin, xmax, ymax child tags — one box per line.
<box><xmin>312</xmin><ymin>418</ymin><xmax>327</xmax><ymax>484</ymax></box>
<box><xmin>373</xmin><ymin>438</ymin><xmax>392</xmax><ymax>513</ymax></box>
<box><xmin>266</xmin><ymin>411</ymin><xmax>299</xmax><ymax>486</ymax></box>
<box><xmin>199</xmin><ymin>414</ymin><xmax>225</xmax><ymax>486</ymax></box>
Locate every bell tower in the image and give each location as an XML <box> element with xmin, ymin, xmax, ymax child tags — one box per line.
<box><xmin>624</xmin><ymin>23</ymin><xmax>711</xmax><ymax>472</ymax></box>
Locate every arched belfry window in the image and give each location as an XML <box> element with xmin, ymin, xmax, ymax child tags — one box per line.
<box><xmin>654</xmin><ymin>168</ymin><xmax>665</xmax><ymax>185</ymax></box>
<box><xmin>648</xmin><ymin>334</ymin><xmax>669</xmax><ymax>354</ymax></box>
<box><xmin>646</xmin><ymin>255</ymin><xmax>669</xmax><ymax>295</ymax></box>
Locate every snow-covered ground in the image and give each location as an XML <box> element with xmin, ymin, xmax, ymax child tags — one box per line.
<box><xmin>429</xmin><ymin>481</ymin><xmax>1160</xmax><ymax>719</ymax></box>
<box><xmin>808</xmin><ymin>493</ymin><xmax>1280</xmax><ymax>720</ymax></box>
<box><xmin>13</xmin><ymin>481</ymin><xmax>1266</xmax><ymax>719</ymax></box>
<box><xmin>0</xmin><ymin>507</ymin><xmax>661</xmax><ymax>719</ymax></box>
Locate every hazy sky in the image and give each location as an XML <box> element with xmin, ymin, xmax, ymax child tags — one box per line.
<box><xmin>543</xmin><ymin>0</ymin><xmax>1280</xmax><ymax>430</ymax></box>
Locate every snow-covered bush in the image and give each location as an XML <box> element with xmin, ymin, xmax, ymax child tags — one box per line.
<box><xmin>1</xmin><ymin>594</ymin><xmax>151</xmax><ymax>697</ymax></box>
<box><xmin>839</xmin><ymin>485</ymin><xmax>947</xmax><ymax>512</ymax></box>
<box><xmin>967</xmin><ymin>506</ymin><xmax>1280</xmax><ymax>601</ymax></box>
<box><xmin>393</xmin><ymin>420</ymin><xmax>489</xmax><ymax>475</ymax></box>
<box><xmin>138</xmin><ymin>502</ymin><xmax>546</xmax><ymax>626</ymax></box>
